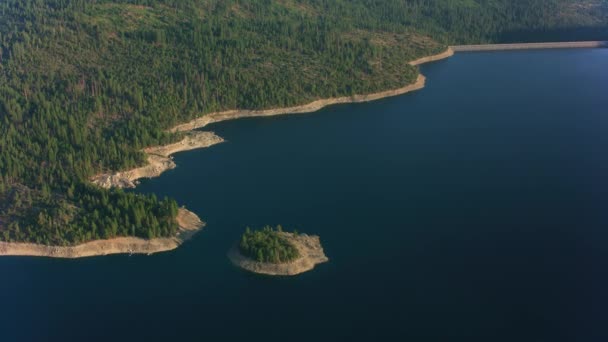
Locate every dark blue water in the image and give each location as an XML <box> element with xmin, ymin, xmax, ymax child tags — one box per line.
<box><xmin>2</xmin><ymin>49</ymin><xmax>608</xmax><ymax>342</ymax></box>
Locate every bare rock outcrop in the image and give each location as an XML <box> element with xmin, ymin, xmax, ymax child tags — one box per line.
<box><xmin>91</xmin><ymin>131</ymin><xmax>224</xmax><ymax>189</ymax></box>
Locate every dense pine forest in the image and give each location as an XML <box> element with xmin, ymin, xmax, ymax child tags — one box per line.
<box><xmin>239</xmin><ymin>226</ymin><xmax>300</xmax><ymax>264</ymax></box>
<box><xmin>1</xmin><ymin>0</ymin><xmax>607</xmax><ymax>245</ymax></box>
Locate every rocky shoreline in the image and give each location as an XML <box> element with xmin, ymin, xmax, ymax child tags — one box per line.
<box><xmin>0</xmin><ymin>208</ymin><xmax>204</xmax><ymax>258</ymax></box>
<box><xmin>92</xmin><ymin>131</ymin><xmax>224</xmax><ymax>189</ymax></box>
<box><xmin>228</xmin><ymin>232</ymin><xmax>328</xmax><ymax>276</ymax></box>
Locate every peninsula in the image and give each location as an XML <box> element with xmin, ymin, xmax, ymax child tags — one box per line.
<box><xmin>228</xmin><ymin>226</ymin><xmax>328</xmax><ymax>276</ymax></box>
<box><xmin>0</xmin><ymin>208</ymin><xmax>204</xmax><ymax>258</ymax></box>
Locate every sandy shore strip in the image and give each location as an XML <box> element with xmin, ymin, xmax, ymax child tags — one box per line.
<box><xmin>228</xmin><ymin>232</ymin><xmax>328</xmax><ymax>276</ymax></box>
<box><xmin>0</xmin><ymin>208</ymin><xmax>204</xmax><ymax>258</ymax></box>
<box><xmin>90</xmin><ymin>47</ymin><xmax>454</xmax><ymax>189</ymax></box>
<box><xmin>451</xmin><ymin>41</ymin><xmax>608</xmax><ymax>52</ymax></box>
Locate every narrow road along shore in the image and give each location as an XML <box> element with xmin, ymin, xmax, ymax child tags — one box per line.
<box><xmin>451</xmin><ymin>41</ymin><xmax>608</xmax><ymax>52</ymax></box>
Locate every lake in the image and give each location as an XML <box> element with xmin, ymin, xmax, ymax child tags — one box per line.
<box><xmin>1</xmin><ymin>49</ymin><xmax>607</xmax><ymax>342</ymax></box>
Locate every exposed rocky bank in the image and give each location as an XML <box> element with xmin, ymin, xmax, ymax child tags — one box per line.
<box><xmin>92</xmin><ymin>131</ymin><xmax>224</xmax><ymax>189</ymax></box>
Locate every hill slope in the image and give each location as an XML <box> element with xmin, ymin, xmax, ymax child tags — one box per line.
<box><xmin>1</xmin><ymin>0</ymin><xmax>607</xmax><ymax>245</ymax></box>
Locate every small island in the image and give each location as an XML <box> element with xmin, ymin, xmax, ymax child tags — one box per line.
<box><xmin>228</xmin><ymin>225</ymin><xmax>328</xmax><ymax>276</ymax></box>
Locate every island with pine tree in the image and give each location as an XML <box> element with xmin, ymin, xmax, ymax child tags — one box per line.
<box><xmin>228</xmin><ymin>225</ymin><xmax>328</xmax><ymax>276</ymax></box>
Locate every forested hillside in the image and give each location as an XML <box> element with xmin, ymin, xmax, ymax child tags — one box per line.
<box><xmin>1</xmin><ymin>0</ymin><xmax>607</xmax><ymax>245</ymax></box>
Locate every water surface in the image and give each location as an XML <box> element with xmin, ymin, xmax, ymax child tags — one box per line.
<box><xmin>1</xmin><ymin>49</ymin><xmax>608</xmax><ymax>342</ymax></box>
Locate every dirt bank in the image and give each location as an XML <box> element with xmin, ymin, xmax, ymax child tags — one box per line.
<box><xmin>0</xmin><ymin>208</ymin><xmax>204</xmax><ymax>258</ymax></box>
<box><xmin>228</xmin><ymin>232</ymin><xmax>328</xmax><ymax>276</ymax></box>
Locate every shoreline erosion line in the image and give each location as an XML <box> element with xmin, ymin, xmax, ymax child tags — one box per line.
<box><xmin>170</xmin><ymin>48</ymin><xmax>455</xmax><ymax>133</ymax></box>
